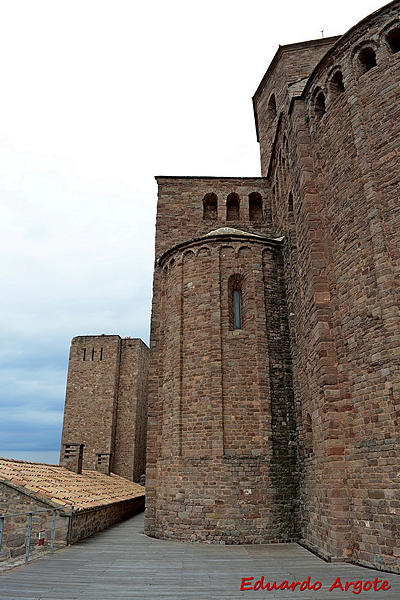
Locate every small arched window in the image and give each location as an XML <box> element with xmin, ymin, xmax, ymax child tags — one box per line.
<box><xmin>228</xmin><ymin>274</ymin><xmax>244</xmax><ymax>330</ymax></box>
<box><xmin>268</xmin><ymin>94</ymin><xmax>277</xmax><ymax>122</ymax></box>
<box><xmin>357</xmin><ymin>47</ymin><xmax>377</xmax><ymax>75</ymax></box>
<box><xmin>329</xmin><ymin>70</ymin><xmax>345</xmax><ymax>100</ymax></box>
<box><xmin>226</xmin><ymin>193</ymin><xmax>240</xmax><ymax>221</ymax></box>
<box><xmin>249</xmin><ymin>192</ymin><xmax>263</xmax><ymax>222</ymax></box>
<box><xmin>203</xmin><ymin>193</ymin><xmax>218</xmax><ymax>220</ymax></box>
<box><xmin>314</xmin><ymin>90</ymin><xmax>326</xmax><ymax>120</ymax></box>
<box><xmin>386</xmin><ymin>27</ymin><xmax>400</xmax><ymax>54</ymax></box>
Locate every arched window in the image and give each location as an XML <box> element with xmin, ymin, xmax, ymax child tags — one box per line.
<box><xmin>268</xmin><ymin>94</ymin><xmax>277</xmax><ymax>122</ymax></box>
<box><xmin>386</xmin><ymin>27</ymin><xmax>400</xmax><ymax>54</ymax></box>
<box><xmin>314</xmin><ymin>90</ymin><xmax>326</xmax><ymax>120</ymax></box>
<box><xmin>228</xmin><ymin>274</ymin><xmax>244</xmax><ymax>330</ymax></box>
<box><xmin>329</xmin><ymin>70</ymin><xmax>345</xmax><ymax>100</ymax></box>
<box><xmin>203</xmin><ymin>193</ymin><xmax>217</xmax><ymax>220</ymax></box>
<box><xmin>357</xmin><ymin>47</ymin><xmax>376</xmax><ymax>75</ymax></box>
<box><xmin>226</xmin><ymin>193</ymin><xmax>240</xmax><ymax>221</ymax></box>
<box><xmin>248</xmin><ymin>192</ymin><xmax>263</xmax><ymax>222</ymax></box>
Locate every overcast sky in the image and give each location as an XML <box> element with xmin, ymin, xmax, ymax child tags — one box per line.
<box><xmin>0</xmin><ymin>0</ymin><xmax>388</xmax><ymax>464</ymax></box>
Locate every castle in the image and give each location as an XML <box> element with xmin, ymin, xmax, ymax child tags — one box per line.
<box><xmin>60</xmin><ymin>1</ymin><xmax>400</xmax><ymax>574</ymax></box>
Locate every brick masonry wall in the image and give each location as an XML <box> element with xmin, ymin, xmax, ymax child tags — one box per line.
<box><xmin>254</xmin><ymin>0</ymin><xmax>400</xmax><ymax>573</ymax></box>
<box><xmin>60</xmin><ymin>335</ymin><xmax>121</xmax><ymax>471</ymax></box>
<box><xmin>113</xmin><ymin>339</ymin><xmax>149</xmax><ymax>481</ymax></box>
<box><xmin>71</xmin><ymin>497</ymin><xmax>144</xmax><ymax>543</ymax></box>
<box><xmin>61</xmin><ymin>335</ymin><xmax>149</xmax><ymax>480</ymax></box>
<box><xmin>154</xmin><ymin>177</ymin><xmax>270</xmax><ymax>256</ymax></box>
<box><xmin>302</xmin><ymin>1</ymin><xmax>400</xmax><ymax>572</ymax></box>
<box><xmin>0</xmin><ymin>484</ymin><xmax>69</xmax><ymax>563</ymax></box>
<box><xmin>0</xmin><ymin>482</ymin><xmax>144</xmax><ymax>565</ymax></box>
<box><xmin>145</xmin><ymin>179</ymin><xmax>299</xmax><ymax>543</ymax></box>
<box><xmin>253</xmin><ymin>37</ymin><xmax>338</xmax><ymax>177</ymax></box>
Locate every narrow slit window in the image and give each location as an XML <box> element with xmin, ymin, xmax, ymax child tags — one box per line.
<box><xmin>233</xmin><ymin>289</ymin><xmax>242</xmax><ymax>329</ymax></box>
<box><xmin>83</xmin><ymin>348</ymin><xmax>86</xmax><ymax>361</ymax></box>
<box><xmin>305</xmin><ymin>413</ymin><xmax>313</xmax><ymax>455</ymax></box>
<box><xmin>228</xmin><ymin>274</ymin><xmax>244</xmax><ymax>330</ymax></box>
<box><xmin>100</xmin><ymin>347</ymin><xmax>103</xmax><ymax>361</ymax></box>
<box><xmin>288</xmin><ymin>192</ymin><xmax>294</xmax><ymax>213</ymax></box>
<box><xmin>91</xmin><ymin>347</ymin><xmax>95</xmax><ymax>361</ymax></box>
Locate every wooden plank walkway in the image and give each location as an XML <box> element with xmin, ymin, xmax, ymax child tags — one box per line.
<box><xmin>1</xmin><ymin>512</ymin><xmax>399</xmax><ymax>599</ymax></box>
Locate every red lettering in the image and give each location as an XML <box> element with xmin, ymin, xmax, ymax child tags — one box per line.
<box><xmin>254</xmin><ymin>577</ymin><xmax>268</xmax><ymax>591</ymax></box>
<box><xmin>363</xmin><ymin>582</ymin><xmax>372</xmax><ymax>591</ymax></box>
<box><xmin>279</xmin><ymin>581</ymin><xmax>289</xmax><ymax>590</ymax></box>
<box><xmin>265</xmin><ymin>581</ymin><xmax>279</xmax><ymax>590</ymax></box>
<box><xmin>352</xmin><ymin>581</ymin><xmax>362</xmax><ymax>595</ymax></box>
<box><xmin>289</xmin><ymin>581</ymin><xmax>301</xmax><ymax>591</ymax></box>
<box><xmin>312</xmin><ymin>581</ymin><xmax>322</xmax><ymax>590</ymax></box>
<box><xmin>329</xmin><ymin>577</ymin><xmax>344</xmax><ymax>592</ymax></box>
<box><xmin>239</xmin><ymin>574</ymin><xmax>391</xmax><ymax>593</ymax></box>
<box><xmin>300</xmin><ymin>576</ymin><xmax>312</xmax><ymax>591</ymax></box>
<box><xmin>240</xmin><ymin>577</ymin><xmax>253</xmax><ymax>591</ymax></box>
<box><xmin>373</xmin><ymin>577</ymin><xmax>382</xmax><ymax>591</ymax></box>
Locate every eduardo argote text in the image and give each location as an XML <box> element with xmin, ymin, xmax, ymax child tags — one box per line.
<box><xmin>240</xmin><ymin>575</ymin><xmax>392</xmax><ymax>594</ymax></box>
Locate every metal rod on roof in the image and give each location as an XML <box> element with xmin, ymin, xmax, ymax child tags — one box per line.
<box><xmin>50</xmin><ymin>509</ymin><xmax>56</xmax><ymax>553</ymax></box>
<box><xmin>25</xmin><ymin>512</ymin><xmax>33</xmax><ymax>564</ymax></box>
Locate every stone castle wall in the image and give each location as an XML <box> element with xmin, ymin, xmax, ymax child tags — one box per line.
<box><xmin>0</xmin><ymin>484</ymin><xmax>68</xmax><ymax>563</ymax></box>
<box><xmin>0</xmin><ymin>482</ymin><xmax>145</xmax><ymax>567</ymax></box>
<box><xmin>145</xmin><ymin>178</ymin><xmax>298</xmax><ymax>543</ymax></box>
<box><xmin>254</xmin><ymin>0</ymin><xmax>400</xmax><ymax>572</ymax></box>
<box><xmin>58</xmin><ymin>0</ymin><xmax>399</xmax><ymax>574</ymax></box>
<box><xmin>146</xmin><ymin>0</ymin><xmax>400</xmax><ymax>573</ymax></box>
<box><xmin>60</xmin><ymin>335</ymin><xmax>149</xmax><ymax>481</ymax></box>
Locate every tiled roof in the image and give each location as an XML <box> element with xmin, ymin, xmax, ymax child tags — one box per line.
<box><xmin>0</xmin><ymin>457</ymin><xmax>145</xmax><ymax>511</ymax></box>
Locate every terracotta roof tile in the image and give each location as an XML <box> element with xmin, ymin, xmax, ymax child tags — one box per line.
<box><xmin>0</xmin><ymin>457</ymin><xmax>145</xmax><ymax>511</ymax></box>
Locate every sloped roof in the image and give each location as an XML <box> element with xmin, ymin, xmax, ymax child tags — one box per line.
<box><xmin>205</xmin><ymin>227</ymin><xmax>265</xmax><ymax>238</ymax></box>
<box><xmin>0</xmin><ymin>457</ymin><xmax>144</xmax><ymax>512</ymax></box>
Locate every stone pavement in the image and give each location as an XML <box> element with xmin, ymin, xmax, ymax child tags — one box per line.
<box><xmin>0</xmin><ymin>512</ymin><xmax>399</xmax><ymax>599</ymax></box>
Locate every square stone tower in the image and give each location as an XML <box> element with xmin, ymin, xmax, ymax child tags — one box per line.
<box><xmin>60</xmin><ymin>335</ymin><xmax>148</xmax><ymax>481</ymax></box>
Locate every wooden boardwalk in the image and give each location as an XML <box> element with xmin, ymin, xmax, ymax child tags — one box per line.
<box><xmin>1</xmin><ymin>512</ymin><xmax>399</xmax><ymax>599</ymax></box>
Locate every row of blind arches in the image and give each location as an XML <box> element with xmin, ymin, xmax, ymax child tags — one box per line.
<box><xmin>203</xmin><ymin>192</ymin><xmax>263</xmax><ymax>222</ymax></box>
